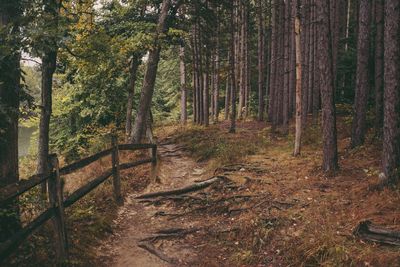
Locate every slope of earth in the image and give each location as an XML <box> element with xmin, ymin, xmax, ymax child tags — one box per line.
<box><xmin>91</xmin><ymin>117</ymin><xmax>400</xmax><ymax>266</ymax></box>
<box><xmin>152</xmin><ymin>119</ymin><xmax>400</xmax><ymax>266</ymax></box>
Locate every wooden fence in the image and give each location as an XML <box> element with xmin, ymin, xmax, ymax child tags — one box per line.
<box><xmin>0</xmin><ymin>136</ymin><xmax>157</xmax><ymax>265</ymax></box>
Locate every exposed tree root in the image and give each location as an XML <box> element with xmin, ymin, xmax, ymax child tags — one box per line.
<box><xmin>140</xmin><ymin>195</ymin><xmax>205</xmax><ymax>205</ymax></box>
<box><xmin>137</xmin><ymin>241</ymin><xmax>175</xmax><ymax>264</ymax></box>
<box><xmin>353</xmin><ymin>221</ymin><xmax>400</xmax><ymax>246</ymax></box>
<box><xmin>136</xmin><ymin>176</ymin><xmax>225</xmax><ymax>199</ymax></box>
<box><xmin>140</xmin><ymin>227</ymin><xmax>200</xmax><ymax>243</ymax></box>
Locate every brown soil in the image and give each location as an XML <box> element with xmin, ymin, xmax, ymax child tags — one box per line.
<box><xmin>96</xmin><ymin>142</ymin><xmax>213</xmax><ymax>266</ymax></box>
<box><xmin>94</xmin><ymin>120</ymin><xmax>400</xmax><ymax>266</ymax></box>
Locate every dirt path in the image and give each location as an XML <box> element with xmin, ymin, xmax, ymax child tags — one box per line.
<box><xmin>96</xmin><ymin>142</ymin><xmax>212</xmax><ymax>266</ymax></box>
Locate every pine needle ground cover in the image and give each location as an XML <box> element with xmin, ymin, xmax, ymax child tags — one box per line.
<box><xmin>158</xmin><ymin>118</ymin><xmax>400</xmax><ymax>266</ymax></box>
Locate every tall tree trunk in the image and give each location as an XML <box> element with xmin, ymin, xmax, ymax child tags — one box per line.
<box><xmin>381</xmin><ymin>0</ymin><xmax>400</xmax><ymax>186</ymax></box>
<box><xmin>307</xmin><ymin>1</ymin><xmax>314</xmax><ymax>115</ymax></box>
<box><xmin>312</xmin><ymin>0</ymin><xmax>320</xmax><ymax>124</ymax></box>
<box><xmin>351</xmin><ymin>0</ymin><xmax>371</xmax><ymax>148</ymax></box>
<box><xmin>179</xmin><ymin>45</ymin><xmax>187</xmax><ymax>125</ymax></box>
<box><xmin>0</xmin><ymin>0</ymin><xmax>22</xmax><ymax>241</ymax></box>
<box><xmin>125</xmin><ymin>54</ymin><xmax>141</xmax><ymax>141</ymax></box>
<box><xmin>193</xmin><ymin>24</ymin><xmax>201</xmax><ymax>124</ymax></box>
<box><xmin>198</xmin><ymin>22</ymin><xmax>204</xmax><ymax>125</ymax></box>
<box><xmin>229</xmin><ymin>1</ymin><xmax>237</xmax><ymax>133</ymax></box>
<box><xmin>191</xmin><ymin>27</ymin><xmax>198</xmax><ymax>123</ymax></box>
<box><xmin>268</xmin><ymin>0</ymin><xmax>277</xmax><ymax>123</ymax></box>
<box><xmin>293</xmin><ymin>4</ymin><xmax>302</xmax><ymax>156</ymax></box>
<box><xmin>37</xmin><ymin>0</ymin><xmax>61</xmax><ymax>195</ymax></box>
<box><xmin>301</xmin><ymin>0</ymin><xmax>310</xmax><ymax>128</ymax></box>
<box><xmin>257</xmin><ymin>0</ymin><xmax>265</xmax><ymax>121</ymax></box>
<box><xmin>274</xmin><ymin>0</ymin><xmax>284</xmax><ymax>127</ymax></box>
<box><xmin>203</xmin><ymin>52</ymin><xmax>210</xmax><ymax>126</ymax></box>
<box><xmin>374</xmin><ymin>0</ymin><xmax>384</xmax><ymax>135</ymax></box>
<box><xmin>211</xmin><ymin>51</ymin><xmax>215</xmax><ymax>120</ymax></box>
<box><xmin>282</xmin><ymin>0</ymin><xmax>290</xmax><ymax>134</ymax></box>
<box><xmin>214</xmin><ymin>33</ymin><xmax>220</xmax><ymax>122</ymax></box>
<box><xmin>224</xmin><ymin>74</ymin><xmax>231</xmax><ymax>120</ymax></box>
<box><xmin>288</xmin><ymin>0</ymin><xmax>296</xmax><ymax>118</ymax></box>
<box><xmin>244</xmin><ymin>5</ymin><xmax>250</xmax><ymax>119</ymax></box>
<box><xmin>316</xmin><ymin>0</ymin><xmax>339</xmax><ymax>172</ymax></box>
<box><xmin>330</xmin><ymin>0</ymin><xmax>340</xmax><ymax>92</ymax></box>
<box><xmin>130</xmin><ymin>0</ymin><xmax>171</xmax><ymax>143</ymax></box>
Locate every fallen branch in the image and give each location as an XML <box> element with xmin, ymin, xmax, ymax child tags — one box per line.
<box><xmin>136</xmin><ymin>177</ymin><xmax>224</xmax><ymax>199</ymax></box>
<box><xmin>353</xmin><ymin>221</ymin><xmax>400</xmax><ymax>246</ymax></box>
<box><xmin>138</xmin><ymin>241</ymin><xmax>175</xmax><ymax>264</ymax></box>
<box><xmin>140</xmin><ymin>228</ymin><xmax>199</xmax><ymax>242</ymax></box>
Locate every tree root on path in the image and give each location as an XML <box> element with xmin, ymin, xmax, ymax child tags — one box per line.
<box><xmin>137</xmin><ymin>241</ymin><xmax>175</xmax><ymax>264</ymax></box>
<box><xmin>136</xmin><ymin>176</ymin><xmax>226</xmax><ymax>199</ymax></box>
<box><xmin>140</xmin><ymin>227</ymin><xmax>200</xmax><ymax>243</ymax></box>
<box><xmin>139</xmin><ymin>194</ymin><xmax>205</xmax><ymax>205</ymax></box>
<box><xmin>138</xmin><ymin>227</ymin><xmax>200</xmax><ymax>264</ymax></box>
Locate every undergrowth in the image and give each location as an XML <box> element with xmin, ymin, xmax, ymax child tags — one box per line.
<box><xmin>5</xmin><ymin>136</ymin><xmax>151</xmax><ymax>266</ymax></box>
<box><xmin>158</xmin><ymin>120</ymin><xmax>400</xmax><ymax>266</ymax></box>
<box><xmin>167</xmin><ymin>124</ymin><xmax>269</xmax><ymax>169</ymax></box>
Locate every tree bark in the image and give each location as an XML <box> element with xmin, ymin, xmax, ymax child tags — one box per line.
<box><xmin>0</xmin><ymin>1</ymin><xmax>22</xmax><ymax>241</ymax></box>
<box><xmin>307</xmin><ymin>1</ymin><xmax>314</xmax><ymax>115</ymax></box>
<box><xmin>301</xmin><ymin>0</ymin><xmax>310</xmax><ymax>128</ymax></box>
<box><xmin>224</xmin><ymin>57</ymin><xmax>231</xmax><ymax>121</ymax></box>
<box><xmin>351</xmin><ymin>0</ymin><xmax>371</xmax><ymax>148</ymax></box>
<box><xmin>312</xmin><ymin>0</ymin><xmax>320</xmax><ymax>124</ymax></box>
<box><xmin>274</xmin><ymin>0</ymin><xmax>284</xmax><ymax>127</ymax></box>
<box><xmin>125</xmin><ymin>54</ymin><xmax>141</xmax><ymax>141</ymax></box>
<box><xmin>316</xmin><ymin>0</ymin><xmax>339</xmax><ymax>172</ymax></box>
<box><xmin>229</xmin><ymin>1</ymin><xmax>237</xmax><ymax>133</ymax></box>
<box><xmin>214</xmin><ymin>33</ymin><xmax>220</xmax><ymax>122</ymax></box>
<box><xmin>130</xmin><ymin>0</ymin><xmax>171</xmax><ymax>143</ymax></box>
<box><xmin>203</xmin><ymin>53</ymin><xmax>210</xmax><ymax>126</ymax></box>
<box><xmin>282</xmin><ymin>0</ymin><xmax>290</xmax><ymax>134</ymax></box>
<box><xmin>374</xmin><ymin>0</ymin><xmax>384</xmax><ymax>135</ymax></box>
<box><xmin>37</xmin><ymin>0</ymin><xmax>61</xmax><ymax>195</ymax></box>
<box><xmin>268</xmin><ymin>0</ymin><xmax>277</xmax><ymax>123</ymax></box>
<box><xmin>381</xmin><ymin>0</ymin><xmax>400</xmax><ymax>185</ymax></box>
<box><xmin>179</xmin><ymin>45</ymin><xmax>187</xmax><ymax>125</ymax></box>
<box><xmin>198</xmin><ymin>22</ymin><xmax>204</xmax><ymax>125</ymax></box>
<box><xmin>288</xmin><ymin>0</ymin><xmax>296</xmax><ymax>118</ymax></box>
<box><xmin>257</xmin><ymin>0</ymin><xmax>265</xmax><ymax>121</ymax></box>
<box><xmin>293</xmin><ymin>4</ymin><xmax>302</xmax><ymax>156</ymax></box>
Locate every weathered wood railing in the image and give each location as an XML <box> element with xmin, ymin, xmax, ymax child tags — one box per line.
<box><xmin>0</xmin><ymin>137</ymin><xmax>157</xmax><ymax>264</ymax></box>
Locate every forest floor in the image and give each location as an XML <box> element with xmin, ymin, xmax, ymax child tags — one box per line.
<box><xmin>89</xmin><ymin>116</ymin><xmax>400</xmax><ymax>266</ymax></box>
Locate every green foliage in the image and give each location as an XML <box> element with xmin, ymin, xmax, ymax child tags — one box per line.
<box><xmin>153</xmin><ymin>47</ymin><xmax>182</xmax><ymax>122</ymax></box>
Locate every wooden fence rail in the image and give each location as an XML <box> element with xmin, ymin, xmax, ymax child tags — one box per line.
<box><xmin>0</xmin><ymin>136</ymin><xmax>157</xmax><ymax>265</ymax></box>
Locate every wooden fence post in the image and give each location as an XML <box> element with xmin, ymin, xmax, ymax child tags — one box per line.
<box><xmin>47</xmin><ymin>154</ymin><xmax>68</xmax><ymax>265</ymax></box>
<box><xmin>111</xmin><ymin>135</ymin><xmax>123</xmax><ymax>205</ymax></box>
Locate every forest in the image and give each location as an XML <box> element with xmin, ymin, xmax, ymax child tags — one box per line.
<box><xmin>1</xmin><ymin>0</ymin><xmax>400</xmax><ymax>266</ymax></box>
